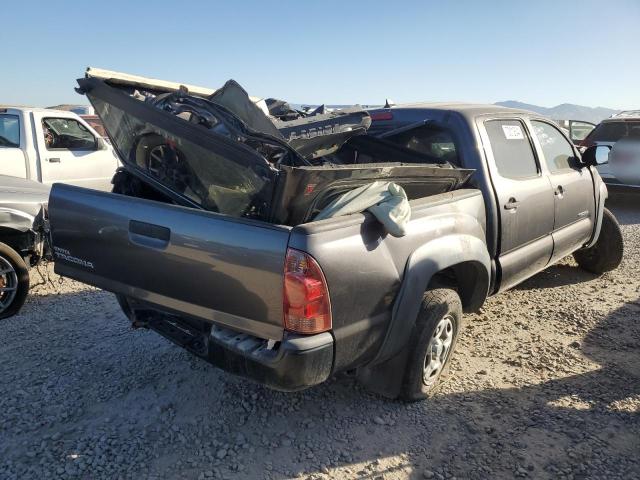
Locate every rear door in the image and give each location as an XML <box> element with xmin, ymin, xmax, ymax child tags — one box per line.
<box><xmin>529</xmin><ymin>119</ymin><xmax>595</xmax><ymax>262</ymax></box>
<box><xmin>32</xmin><ymin>112</ymin><xmax>117</xmax><ymax>191</ymax></box>
<box><xmin>478</xmin><ymin>117</ymin><xmax>555</xmax><ymax>291</ymax></box>
<box><xmin>50</xmin><ymin>184</ymin><xmax>290</xmax><ymax>340</ymax></box>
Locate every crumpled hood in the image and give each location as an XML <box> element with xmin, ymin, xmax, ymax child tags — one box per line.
<box><xmin>0</xmin><ymin>175</ymin><xmax>50</xmax><ymax>204</ymax></box>
<box><xmin>0</xmin><ymin>176</ymin><xmax>49</xmax><ymax>232</ymax></box>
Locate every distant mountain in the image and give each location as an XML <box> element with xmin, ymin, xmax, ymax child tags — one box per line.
<box><xmin>495</xmin><ymin>101</ymin><xmax>619</xmax><ymax>124</ymax></box>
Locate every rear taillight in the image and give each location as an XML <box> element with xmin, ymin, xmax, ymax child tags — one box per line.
<box><xmin>283</xmin><ymin>248</ymin><xmax>331</xmax><ymax>334</ymax></box>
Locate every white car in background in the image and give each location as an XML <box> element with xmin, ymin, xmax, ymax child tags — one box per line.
<box><xmin>581</xmin><ymin>111</ymin><xmax>640</xmax><ymax>188</ymax></box>
<box><xmin>0</xmin><ymin>107</ymin><xmax>119</xmax><ymax>191</ymax></box>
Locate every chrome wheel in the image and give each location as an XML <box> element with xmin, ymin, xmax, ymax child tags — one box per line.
<box><xmin>0</xmin><ymin>256</ymin><xmax>18</xmax><ymax>314</ymax></box>
<box><xmin>423</xmin><ymin>314</ymin><xmax>455</xmax><ymax>386</ymax></box>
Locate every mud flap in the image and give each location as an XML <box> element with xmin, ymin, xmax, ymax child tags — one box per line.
<box><xmin>356</xmin><ymin>348</ymin><xmax>411</xmax><ymax>399</ymax></box>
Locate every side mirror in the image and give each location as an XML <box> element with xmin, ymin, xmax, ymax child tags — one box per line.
<box><xmin>581</xmin><ymin>144</ymin><xmax>610</xmax><ymax>166</ymax></box>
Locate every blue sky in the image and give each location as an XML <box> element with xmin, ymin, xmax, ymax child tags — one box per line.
<box><xmin>2</xmin><ymin>0</ymin><xmax>639</xmax><ymax>109</ymax></box>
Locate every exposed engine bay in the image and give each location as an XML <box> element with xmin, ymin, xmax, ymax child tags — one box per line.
<box><xmin>78</xmin><ymin>68</ymin><xmax>473</xmax><ymax>225</ymax></box>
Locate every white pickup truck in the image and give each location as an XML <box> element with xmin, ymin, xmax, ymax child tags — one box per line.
<box><xmin>0</xmin><ymin>107</ymin><xmax>119</xmax><ymax>191</ymax></box>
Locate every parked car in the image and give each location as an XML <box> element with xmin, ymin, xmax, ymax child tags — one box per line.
<box><xmin>0</xmin><ymin>175</ymin><xmax>49</xmax><ymax>318</ymax></box>
<box><xmin>0</xmin><ymin>107</ymin><xmax>119</xmax><ymax>191</ymax></box>
<box><xmin>581</xmin><ymin>110</ymin><xmax>640</xmax><ymax>188</ymax></box>
<box><xmin>48</xmin><ymin>70</ymin><xmax>623</xmax><ymax>400</ymax></box>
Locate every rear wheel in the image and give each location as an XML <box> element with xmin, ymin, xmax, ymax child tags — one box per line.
<box><xmin>400</xmin><ymin>288</ymin><xmax>463</xmax><ymax>401</ymax></box>
<box><xmin>574</xmin><ymin>208</ymin><xmax>623</xmax><ymax>274</ymax></box>
<box><xmin>0</xmin><ymin>242</ymin><xmax>30</xmax><ymax>319</ymax></box>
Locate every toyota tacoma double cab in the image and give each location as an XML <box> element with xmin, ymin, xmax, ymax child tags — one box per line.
<box><xmin>48</xmin><ymin>69</ymin><xmax>623</xmax><ymax>400</ymax></box>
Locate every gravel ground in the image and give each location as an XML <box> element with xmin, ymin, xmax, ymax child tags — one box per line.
<box><xmin>0</xmin><ymin>196</ymin><xmax>638</xmax><ymax>480</ymax></box>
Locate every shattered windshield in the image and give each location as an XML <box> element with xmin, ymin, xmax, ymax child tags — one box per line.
<box><xmin>89</xmin><ymin>95</ymin><xmax>275</xmax><ymax>218</ymax></box>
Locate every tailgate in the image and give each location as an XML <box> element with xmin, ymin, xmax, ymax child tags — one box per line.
<box><xmin>49</xmin><ymin>183</ymin><xmax>290</xmax><ymax>340</ymax></box>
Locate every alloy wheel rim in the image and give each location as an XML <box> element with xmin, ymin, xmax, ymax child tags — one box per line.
<box><xmin>423</xmin><ymin>315</ymin><xmax>455</xmax><ymax>386</ymax></box>
<box><xmin>0</xmin><ymin>256</ymin><xmax>18</xmax><ymax>313</ymax></box>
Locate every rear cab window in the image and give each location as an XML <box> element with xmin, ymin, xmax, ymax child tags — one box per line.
<box><xmin>384</xmin><ymin>124</ymin><xmax>460</xmax><ymax>166</ymax></box>
<box><xmin>0</xmin><ymin>114</ymin><xmax>20</xmax><ymax>148</ymax></box>
<box><xmin>484</xmin><ymin>119</ymin><xmax>539</xmax><ymax>179</ymax></box>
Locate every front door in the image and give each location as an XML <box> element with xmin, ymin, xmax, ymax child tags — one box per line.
<box><xmin>32</xmin><ymin>113</ymin><xmax>117</xmax><ymax>191</ymax></box>
<box><xmin>479</xmin><ymin>118</ymin><xmax>555</xmax><ymax>291</ymax></box>
<box><xmin>529</xmin><ymin>120</ymin><xmax>595</xmax><ymax>262</ymax></box>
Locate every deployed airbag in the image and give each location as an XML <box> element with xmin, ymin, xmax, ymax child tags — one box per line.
<box><xmin>314</xmin><ymin>182</ymin><xmax>411</xmax><ymax>237</ymax></box>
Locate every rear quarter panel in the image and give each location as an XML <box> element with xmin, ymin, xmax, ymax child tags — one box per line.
<box><xmin>289</xmin><ymin>189</ymin><xmax>487</xmax><ymax>372</ymax></box>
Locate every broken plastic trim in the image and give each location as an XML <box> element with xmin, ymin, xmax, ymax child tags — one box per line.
<box><xmin>270</xmin><ymin>163</ymin><xmax>474</xmax><ymax>225</ymax></box>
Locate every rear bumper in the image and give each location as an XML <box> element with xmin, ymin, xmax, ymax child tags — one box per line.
<box><xmin>208</xmin><ymin>326</ymin><xmax>334</xmax><ymax>392</ymax></box>
<box><xmin>144</xmin><ymin>311</ymin><xmax>334</xmax><ymax>391</ymax></box>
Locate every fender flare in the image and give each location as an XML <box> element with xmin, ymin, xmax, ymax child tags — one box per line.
<box><xmin>585</xmin><ymin>180</ymin><xmax>608</xmax><ymax>249</ymax></box>
<box><xmin>371</xmin><ymin>234</ymin><xmax>491</xmax><ymax>364</ymax></box>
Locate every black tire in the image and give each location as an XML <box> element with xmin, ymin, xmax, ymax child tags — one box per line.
<box><xmin>400</xmin><ymin>288</ymin><xmax>463</xmax><ymax>401</ymax></box>
<box><xmin>574</xmin><ymin>208</ymin><xmax>623</xmax><ymax>274</ymax></box>
<box><xmin>0</xmin><ymin>242</ymin><xmax>30</xmax><ymax>319</ymax></box>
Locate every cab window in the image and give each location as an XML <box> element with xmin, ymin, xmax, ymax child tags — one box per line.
<box><xmin>385</xmin><ymin>124</ymin><xmax>459</xmax><ymax>165</ymax></box>
<box><xmin>531</xmin><ymin>120</ymin><xmax>578</xmax><ymax>172</ymax></box>
<box><xmin>485</xmin><ymin>119</ymin><xmax>539</xmax><ymax>179</ymax></box>
<box><xmin>42</xmin><ymin>117</ymin><xmax>97</xmax><ymax>151</ymax></box>
<box><xmin>0</xmin><ymin>115</ymin><xmax>20</xmax><ymax>148</ymax></box>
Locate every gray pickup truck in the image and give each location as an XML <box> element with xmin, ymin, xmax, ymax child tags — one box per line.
<box><xmin>48</xmin><ymin>72</ymin><xmax>623</xmax><ymax>400</ymax></box>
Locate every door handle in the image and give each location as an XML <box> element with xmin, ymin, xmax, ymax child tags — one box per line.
<box><xmin>504</xmin><ymin>198</ymin><xmax>520</xmax><ymax>210</ymax></box>
<box><xmin>554</xmin><ymin>185</ymin><xmax>564</xmax><ymax>196</ymax></box>
<box><xmin>128</xmin><ymin>220</ymin><xmax>170</xmax><ymax>249</ymax></box>
<box><xmin>48</xmin><ymin>158</ymin><xmax>61</xmax><ymax>163</ymax></box>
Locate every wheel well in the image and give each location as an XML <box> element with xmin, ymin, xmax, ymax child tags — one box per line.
<box><xmin>427</xmin><ymin>261</ymin><xmax>489</xmax><ymax>312</ymax></box>
<box><xmin>0</xmin><ymin>227</ymin><xmax>32</xmax><ymax>256</ymax></box>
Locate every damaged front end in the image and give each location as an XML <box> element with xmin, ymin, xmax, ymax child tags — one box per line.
<box><xmin>78</xmin><ymin>68</ymin><xmax>472</xmax><ymax>225</ymax></box>
<box><xmin>0</xmin><ymin>177</ymin><xmax>51</xmax><ymax>266</ymax></box>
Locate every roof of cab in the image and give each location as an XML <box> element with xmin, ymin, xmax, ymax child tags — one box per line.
<box><xmin>0</xmin><ymin>106</ymin><xmax>82</xmax><ymax>116</ymax></box>
<box><xmin>602</xmin><ymin>110</ymin><xmax>640</xmax><ymax>121</ymax></box>
<box><xmin>370</xmin><ymin>102</ymin><xmax>538</xmax><ymax>118</ymax></box>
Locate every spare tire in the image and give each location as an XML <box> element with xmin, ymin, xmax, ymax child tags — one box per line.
<box><xmin>574</xmin><ymin>208</ymin><xmax>623</xmax><ymax>274</ymax></box>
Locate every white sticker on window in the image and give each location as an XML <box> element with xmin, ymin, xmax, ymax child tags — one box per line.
<box><xmin>502</xmin><ymin>125</ymin><xmax>524</xmax><ymax>140</ymax></box>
